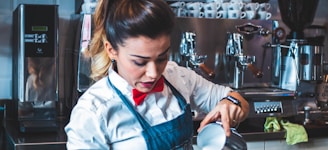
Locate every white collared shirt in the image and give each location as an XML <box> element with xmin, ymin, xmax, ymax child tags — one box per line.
<box><xmin>65</xmin><ymin>61</ymin><xmax>232</xmax><ymax>150</ymax></box>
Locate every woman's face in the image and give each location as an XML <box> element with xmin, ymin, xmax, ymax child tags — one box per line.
<box><xmin>107</xmin><ymin>34</ymin><xmax>170</xmax><ymax>93</ymax></box>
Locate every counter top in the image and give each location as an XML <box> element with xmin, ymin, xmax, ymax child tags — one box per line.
<box><xmin>193</xmin><ymin>116</ymin><xmax>328</xmax><ymax>142</ymax></box>
<box><xmin>2</xmin><ymin>116</ymin><xmax>328</xmax><ymax>150</ymax></box>
<box><xmin>3</xmin><ymin>119</ymin><xmax>67</xmax><ymax>150</ymax></box>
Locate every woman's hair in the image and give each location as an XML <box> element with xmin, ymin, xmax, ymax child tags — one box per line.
<box><xmin>85</xmin><ymin>0</ymin><xmax>111</xmax><ymax>81</ymax></box>
<box><xmin>86</xmin><ymin>0</ymin><xmax>175</xmax><ymax>81</ymax></box>
<box><xmin>104</xmin><ymin>0</ymin><xmax>175</xmax><ymax>50</ymax></box>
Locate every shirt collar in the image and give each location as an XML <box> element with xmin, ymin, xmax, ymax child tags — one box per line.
<box><xmin>108</xmin><ymin>65</ymin><xmax>133</xmax><ymax>96</ymax></box>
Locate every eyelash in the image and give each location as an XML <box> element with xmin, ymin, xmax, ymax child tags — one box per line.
<box><xmin>133</xmin><ymin>57</ymin><xmax>168</xmax><ymax>67</ymax></box>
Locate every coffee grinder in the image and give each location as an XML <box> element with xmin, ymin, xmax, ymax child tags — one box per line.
<box><xmin>272</xmin><ymin>0</ymin><xmax>321</xmax><ymax>93</ymax></box>
<box><xmin>266</xmin><ymin>0</ymin><xmax>324</xmax><ymax>113</ymax></box>
<box><xmin>12</xmin><ymin>4</ymin><xmax>59</xmax><ymax>132</ymax></box>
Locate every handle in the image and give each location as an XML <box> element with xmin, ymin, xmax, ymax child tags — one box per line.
<box><xmin>199</xmin><ymin>63</ymin><xmax>215</xmax><ymax>78</ymax></box>
<box><xmin>247</xmin><ymin>64</ymin><xmax>263</xmax><ymax>78</ymax></box>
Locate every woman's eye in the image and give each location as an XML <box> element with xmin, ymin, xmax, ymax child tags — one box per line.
<box><xmin>133</xmin><ymin>60</ymin><xmax>147</xmax><ymax>66</ymax></box>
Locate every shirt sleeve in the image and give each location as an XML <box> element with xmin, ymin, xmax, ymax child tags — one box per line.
<box><xmin>65</xmin><ymin>100</ymin><xmax>110</xmax><ymax>150</ymax></box>
<box><xmin>164</xmin><ymin>61</ymin><xmax>232</xmax><ymax>114</ymax></box>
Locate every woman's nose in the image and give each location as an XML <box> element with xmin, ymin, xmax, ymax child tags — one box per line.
<box><xmin>145</xmin><ymin>62</ymin><xmax>159</xmax><ymax>79</ymax></box>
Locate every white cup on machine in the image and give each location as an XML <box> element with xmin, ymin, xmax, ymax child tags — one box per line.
<box><xmin>186</xmin><ymin>2</ymin><xmax>203</xmax><ymax>11</ymax></box>
<box><xmin>169</xmin><ymin>1</ymin><xmax>185</xmax><ymax>8</ymax></box>
<box><xmin>220</xmin><ymin>2</ymin><xmax>229</xmax><ymax>10</ymax></box>
<box><xmin>244</xmin><ymin>2</ymin><xmax>259</xmax><ymax>11</ymax></box>
<box><xmin>258</xmin><ymin>11</ymin><xmax>271</xmax><ymax>20</ymax></box>
<box><xmin>217</xmin><ymin>10</ymin><xmax>228</xmax><ymax>18</ymax></box>
<box><xmin>227</xmin><ymin>2</ymin><xmax>244</xmax><ymax>11</ymax></box>
<box><xmin>188</xmin><ymin>9</ymin><xmax>204</xmax><ymax>18</ymax></box>
<box><xmin>81</xmin><ymin>2</ymin><xmax>97</xmax><ymax>14</ymax></box>
<box><xmin>259</xmin><ymin>3</ymin><xmax>271</xmax><ymax>11</ymax></box>
<box><xmin>230</xmin><ymin>0</ymin><xmax>243</xmax><ymax>3</ymax></box>
<box><xmin>204</xmin><ymin>9</ymin><xmax>223</xmax><ymax>19</ymax></box>
<box><xmin>203</xmin><ymin>2</ymin><xmax>221</xmax><ymax>11</ymax></box>
<box><xmin>228</xmin><ymin>9</ymin><xmax>246</xmax><ymax>19</ymax></box>
<box><xmin>245</xmin><ymin>10</ymin><xmax>256</xmax><ymax>19</ymax></box>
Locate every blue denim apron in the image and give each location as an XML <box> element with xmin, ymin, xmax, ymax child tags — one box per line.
<box><xmin>108</xmin><ymin>77</ymin><xmax>193</xmax><ymax>150</ymax></box>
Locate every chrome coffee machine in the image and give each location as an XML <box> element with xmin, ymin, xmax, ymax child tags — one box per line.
<box><xmin>269</xmin><ymin>0</ymin><xmax>321</xmax><ymax>92</ymax></box>
<box><xmin>12</xmin><ymin>4</ymin><xmax>59</xmax><ymax>132</ymax></box>
<box><xmin>171</xmin><ymin>18</ymin><xmax>297</xmax><ymax>118</ymax></box>
<box><xmin>264</xmin><ymin>0</ymin><xmax>321</xmax><ymax>112</ymax></box>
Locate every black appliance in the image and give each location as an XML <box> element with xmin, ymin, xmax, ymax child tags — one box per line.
<box><xmin>12</xmin><ymin>4</ymin><xmax>59</xmax><ymax>132</ymax></box>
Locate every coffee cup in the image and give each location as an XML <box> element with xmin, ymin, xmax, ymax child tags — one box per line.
<box><xmin>228</xmin><ymin>2</ymin><xmax>244</xmax><ymax>11</ymax></box>
<box><xmin>245</xmin><ymin>10</ymin><xmax>256</xmax><ymax>19</ymax></box>
<box><xmin>173</xmin><ymin>7</ymin><xmax>187</xmax><ymax>17</ymax></box>
<box><xmin>242</xmin><ymin>0</ymin><xmax>252</xmax><ymax>3</ymax></box>
<box><xmin>259</xmin><ymin>3</ymin><xmax>271</xmax><ymax>11</ymax></box>
<box><xmin>230</xmin><ymin>0</ymin><xmax>243</xmax><ymax>3</ymax></box>
<box><xmin>258</xmin><ymin>11</ymin><xmax>271</xmax><ymax>20</ymax></box>
<box><xmin>217</xmin><ymin>10</ymin><xmax>228</xmax><ymax>18</ymax></box>
<box><xmin>186</xmin><ymin>2</ymin><xmax>203</xmax><ymax>11</ymax></box>
<box><xmin>81</xmin><ymin>2</ymin><xmax>97</xmax><ymax>14</ymax></box>
<box><xmin>228</xmin><ymin>9</ymin><xmax>246</xmax><ymax>19</ymax></box>
<box><xmin>203</xmin><ymin>2</ymin><xmax>220</xmax><ymax>11</ymax></box>
<box><xmin>169</xmin><ymin>1</ymin><xmax>185</xmax><ymax>8</ymax></box>
<box><xmin>244</xmin><ymin>2</ymin><xmax>259</xmax><ymax>11</ymax></box>
<box><xmin>188</xmin><ymin>9</ymin><xmax>204</xmax><ymax>18</ymax></box>
<box><xmin>204</xmin><ymin>9</ymin><xmax>219</xmax><ymax>18</ymax></box>
<box><xmin>219</xmin><ymin>2</ymin><xmax>230</xmax><ymax>11</ymax></box>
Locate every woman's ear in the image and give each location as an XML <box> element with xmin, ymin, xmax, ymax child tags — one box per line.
<box><xmin>104</xmin><ymin>41</ymin><xmax>117</xmax><ymax>59</ymax></box>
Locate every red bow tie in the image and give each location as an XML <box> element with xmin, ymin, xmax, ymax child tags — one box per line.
<box><xmin>132</xmin><ymin>77</ymin><xmax>164</xmax><ymax>105</ymax></box>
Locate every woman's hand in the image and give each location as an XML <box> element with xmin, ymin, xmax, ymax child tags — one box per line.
<box><xmin>197</xmin><ymin>92</ymin><xmax>249</xmax><ymax>136</ymax></box>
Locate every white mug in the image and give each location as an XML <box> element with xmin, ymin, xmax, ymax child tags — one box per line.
<box><xmin>242</xmin><ymin>0</ymin><xmax>252</xmax><ymax>3</ymax></box>
<box><xmin>188</xmin><ymin>9</ymin><xmax>204</xmax><ymax>18</ymax></box>
<box><xmin>219</xmin><ymin>2</ymin><xmax>230</xmax><ymax>11</ymax></box>
<box><xmin>203</xmin><ymin>2</ymin><xmax>220</xmax><ymax>11</ymax></box>
<box><xmin>228</xmin><ymin>2</ymin><xmax>244</xmax><ymax>10</ymax></box>
<box><xmin>245</xmin><ymin>10</ymin><xmax>256</xmax><ymax>19</ymax></box>
<box><xmin>204</xmin><ymin>10</ymin><xmax>218</xmax><ymax>18</ymax></box>
<box><xmin>217</xmin><ymin>10</ymin><xmax>228</xmax><ymax>18</ymax></box>
<box><xmin>244</xmin><ymin>2</ymin><xmax>259</xmax><ymax>11</ymax></box>
<box><xmin>230</xmin><ymin>0</ymin><xmax>243</xmax><ymax>3</ymax></box>
<box><xmin>228</xmin><ymin>10</ymin><xmax>246</xmax><ymax>19</ymax></box>
<box><xmin>259</xmin><ymin>3</ymin><xmax>271</xmax><ymax>11</ymax></box>
<box><xmin>169</xmin><ymin>1</ymin><xmax>185</xmax><ymax>8</ymax></box>
<box><xmin>81</xmin><ymin>2</ymin><xmax>97</xmax><ymax>14</ymax></box>
<box><xmin>173</xmin><ymin>7</ymin><xmax>187</xmax><ymax>17</ymax></box>
<box><xmin>186</xmin><ymin>2</ymin><xmax>203</xmax><ymax>11</ymax></box>
<box><xmin>258</xmin><ymin>11</ymin><xmax>272</xmax><ymax>20</ymax></box>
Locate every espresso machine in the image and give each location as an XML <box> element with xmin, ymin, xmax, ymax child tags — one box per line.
<box><xmin>171</xmin><ymin>17</ymin><xmax>298</xmax><ymax>118</ymax></box>
<box><xmin>12</xmin><ymin>4</ymin><xmax>59</xmax><ymax>132</ymax></box>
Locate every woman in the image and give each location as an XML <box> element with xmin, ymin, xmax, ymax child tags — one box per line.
<box><xmin>65</xmin><ymin>0</ymin><xmax>249</xmax><ymax>149</ymax></box>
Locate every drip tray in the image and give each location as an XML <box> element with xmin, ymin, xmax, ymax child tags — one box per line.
<box><xmin>236</xmin><ymin>87</ymin><xmax>295</xmax><ymax>97</ymax></box>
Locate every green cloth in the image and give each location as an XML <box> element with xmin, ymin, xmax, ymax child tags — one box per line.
<box><xmin>264</xmin><ymin>116</ymin><xmax>281</xmax><ymax>132</ymax></box>
<box><xmin>264</xmin><ymin>117</ymin><xmax>308</xmax><ymax>145</ymax></box>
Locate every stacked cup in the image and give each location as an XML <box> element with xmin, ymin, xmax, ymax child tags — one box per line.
<box><xmin>186</xmin><ymin>2</ymin><xmax>204</xmax><ymax>18</ymax></box>
<box><xmin>257</xmin><ymin>2</ymin><xmax>271</xmax><ymax>20</ymax></box>
<box><xmin>169</xmin><ymin>1</ymin><xmax>187</xmax><ymax>17</ymax></box>
<box><xmin>81</xmin><ymin>0</ymin><xmax>98</xmax><ymax>14</ymax></box>
<box><xmin>243</xmin><ymin>2</ymin><xmax>259</xmax><ymax>19</ymax></box>
<box><xmin>203</xmin><ymin>2</ymin><xmax>221</xmax><ymax>18</ymax></box>
<box><xmin>168</xmin><ymin>0</ymin><xmax>271</xmax><ymax>20</ymax></box>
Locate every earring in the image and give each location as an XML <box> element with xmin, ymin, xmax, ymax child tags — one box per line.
<box><xmin>111</xmin><ymin>59</ymin><xmax>115</xmax><ymax>63</ymax></box>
